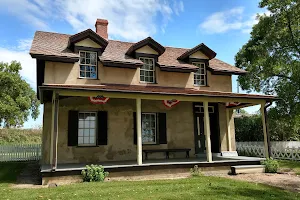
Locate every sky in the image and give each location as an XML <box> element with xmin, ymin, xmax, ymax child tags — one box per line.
<box><xmin>0</xmin><ymin>0</ymin><xmax>268</xmax><ymax>128</ymax></box>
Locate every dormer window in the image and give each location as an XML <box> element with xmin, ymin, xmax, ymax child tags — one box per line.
<box><xmin>139</xmin><ymin>57</ymin><xmax>155</xmax><ymax>83</ymax></box>
<box><xmin>193</xmin><ymin>62</ymin><xmax>206</xmax><ymax>86</ymax></box>
<box><xmin>79</xmin><ymin>51</ymin><xmax>97</xmax><ymax>79</ymax></box>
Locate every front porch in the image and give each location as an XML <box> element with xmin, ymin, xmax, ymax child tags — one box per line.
<box><xmin>39</xmin><ymin>84</ymin><xmax>276</xmax><ymax>178</ymax></box>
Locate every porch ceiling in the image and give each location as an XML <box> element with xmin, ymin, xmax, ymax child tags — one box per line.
<box><xmin>39</xmin><ymin>83</ymin><xmax>278</xmax><ymax>105</ymax></box>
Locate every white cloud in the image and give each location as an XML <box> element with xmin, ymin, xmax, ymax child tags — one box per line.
<box><xmin>199</xmin><ymin>7</ymin><xmax>270</xmax><ymax>34</ymax></box>
<box><xmin>0</xmin><ymin>0</ymin><xmax>184</xmax><ymax>41</ymax></box>
<box><xmin>173</xmin><ymin>0</ymin><xmax>184</xmax><ymax>16</ymax></box>
<box><xmin>0</xmin><ymin>0</ymin><xmax>52</xmax><ymax>30</ymax></box>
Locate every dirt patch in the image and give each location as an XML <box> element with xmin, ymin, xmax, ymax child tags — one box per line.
<box><xmin>12</xmin><ymin>161</ymin><xmax>44</xmax><ymax>189</ymax></box>
<box><xmin>206</xmin><ymin>172</ymin><xmax>300</xmax><ymax>193</ymax></box>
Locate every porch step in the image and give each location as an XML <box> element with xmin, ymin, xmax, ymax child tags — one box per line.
<box><xmin>231</xmin><ymin>165</ymin><xmax>265</xmax><ymax>175</ymax></box>
<box><xmin>221</xmin><ymin>151</ymin><xmax>238</xmax><ymax>157</ymax></box>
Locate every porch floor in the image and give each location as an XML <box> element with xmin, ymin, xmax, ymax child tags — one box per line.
<box><xmin>41</xmin><ymin>156</ymin><xmax>264</xmax><ymax>173</ymax></box>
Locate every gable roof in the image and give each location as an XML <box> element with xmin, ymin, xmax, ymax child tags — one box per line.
<box><xmin>30</xmin><ymin>31</ymin><xmax>246</xmax><ymax>74</ymax></box>
<box><xmin>177</xmin><ymin>43</ymin><xmax>216</xmax><ymax>60</ymax></box>
<box><xmin>126</xmin><ymin>37</ymin><xmax>165</xmax><ymax>56</ymax></box>
<box><xmin>68</xmin><ymin>29</ymin><xmax>108</xmax><ymax>50</ymax></box>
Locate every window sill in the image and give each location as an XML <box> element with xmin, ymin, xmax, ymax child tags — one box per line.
<box><xmin>139</xmin><ymin>81</ymin><xmax>157</xmax><ymax>84</ymax></box>
<box><xmin>135</xmin><ymin>143</ymin><xmax>160</xmax><ymax>146</ymax></box>
<box><xmin>76</xmin><ymin>145</ymin><xmax>101</xmax><ymax>148</ymax></box>
<box><xmin>77</xmin><ymin>77</ymin><xmax>99</xmax><ymax>80</ymax></box>
<box><xmin>193</xmin><ymin>85</ymin><xmax>209</xmax><ymax>87</ymax></box>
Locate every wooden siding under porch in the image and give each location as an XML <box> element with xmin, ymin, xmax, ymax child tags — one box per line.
<box><xmin>41</xmin><ymin>156</ymin><xmax>264</xmax><ymax>173</ymax></box>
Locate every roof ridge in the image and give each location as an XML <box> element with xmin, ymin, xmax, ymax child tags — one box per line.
<box><xmin>36</xmin><ymin>30</ymin><xmax>72</xmax><ymax>36</ymax></box>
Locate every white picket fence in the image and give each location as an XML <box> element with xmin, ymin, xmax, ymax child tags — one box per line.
<box><xmin>236</xmin><ymin>142</ymin><xmax>300</xmax><ymax>161</ymax></box>
<box><xmin>0</xmin><ymin>144</ymin><xmax>41</xmax><ymax>162</ymax></box>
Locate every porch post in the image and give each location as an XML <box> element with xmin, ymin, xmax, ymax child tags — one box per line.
<box><xmin>136</xmin><ymin>98</ymin><xmax>143</xmax><ymax>165</ymax></box>
<box><xmin>225</xmin><ymin>108</ymin><xmax>232</xmax><ymax>151</ymax></box>
<box><xmin>203</xmin><ymin>101</ymin><xmax>212</xmax><ymax>162</ymax></box>
<box><xmin>260</xmin><ymin>103</ymin><xmax>270</xmax><ymax>158</ymax></box>
<box><xmin>50</xmin><ymin>92</ymin><xmax>59</xmax><ymax>171</ymax></box>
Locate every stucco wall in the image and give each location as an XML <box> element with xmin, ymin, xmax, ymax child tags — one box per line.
<box><xmin>41</xmin><ymin>98</ymin><xmax>234</xmax><ymax>164</ymax></box>
<box><xmin>44</xmin><ymin>61</ymin><xmax>232</xmax><ymax>92</ymax></box>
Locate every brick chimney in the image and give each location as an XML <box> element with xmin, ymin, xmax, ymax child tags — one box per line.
<box><xmin>95</xmin><ymin>19</ymin><xmax>108</xmax><ymax>40</ymax></box>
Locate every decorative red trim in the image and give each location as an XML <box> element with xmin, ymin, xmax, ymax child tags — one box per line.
<box><xmin>163</xmin><ymin>99</ymin><xmax>180</xmax><ymax>108</ymax></box>
<box><xmin>89</xmin><ymin>96</ymin><xmax>110</xmax><ymax>104</ymax></box>
<box><xmin>226</xmin><ymin>102</ymin><xmax>240</xmax><ymax>107</ymax></box>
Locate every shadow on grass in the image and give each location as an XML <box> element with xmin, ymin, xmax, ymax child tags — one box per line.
<box><xmin>209</xmin><ymin>182</ymin><xmax>297</xmax><ymax>200</ymax></box>
<box><xmin>0</xmin><ymin>161</ymin><xmax>27</xmax><ymax>184</ymax></box>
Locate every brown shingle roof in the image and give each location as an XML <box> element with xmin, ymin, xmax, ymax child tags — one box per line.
<box><xmin>41</xmin><ymin>83</ymin><xmax>277</xmax><ymax>100</ymax></box>
<box><xmin>30</xmin><ymin>30</ymin><xmax>246</xmax><ymax>74</ymax></box>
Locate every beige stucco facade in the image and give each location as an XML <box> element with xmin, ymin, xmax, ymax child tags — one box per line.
<box><xmin>41</xmin><ymin>97</ymin><xmax>235</xmax><ymax>165</ymax></box>
<box><xmin>44</xmin><ymin>61</ymin><xmax>232</xmax><ymax>92</ymax></box>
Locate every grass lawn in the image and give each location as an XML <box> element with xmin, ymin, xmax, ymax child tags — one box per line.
<box><xmin>1</xmin><ymin>162</ymin><xmax>300</xmax><ymax>200</ymax></box>
<box><xmin>278</xmin><ymin>160</ymin><xmax>300</xmax><ymax>175</ymax></box>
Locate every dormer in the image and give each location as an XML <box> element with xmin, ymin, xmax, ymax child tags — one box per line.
<box><xmin>126</xmin><ymin>37</ymin><xmax>165</xmax><ymax>83</ymax></box>
<box><xmin>68</xmin><ymin>28</ymin><xmax>108</xmax><ymax>54</ymax></box>
<box><xmin>177</xmin><ymin>43</ymin><xmax>216</xmax><ymax>86</ymax></box>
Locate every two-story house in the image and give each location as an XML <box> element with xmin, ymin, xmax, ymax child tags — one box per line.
<box><xmin>30</xmin><ymin>19</ymin><xmax>276</xmax><ymax>184</ymax></box>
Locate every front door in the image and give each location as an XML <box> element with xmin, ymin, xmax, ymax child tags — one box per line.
<box><xmin>193</xmin><ymin>103</ymin><xmax>220</xmax><ymax>154</ymax></box>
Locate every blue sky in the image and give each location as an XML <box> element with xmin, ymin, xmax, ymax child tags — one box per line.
<box><xmin>0</xmin><ymin>0</ymin><xmax>267</xmax><ymax>128</ymax></box>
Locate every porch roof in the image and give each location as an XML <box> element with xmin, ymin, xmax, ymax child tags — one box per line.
<box><xmin>40</xmin><ymin>83</ymin><xmax>278</xmax><ymax>103</ymax></box>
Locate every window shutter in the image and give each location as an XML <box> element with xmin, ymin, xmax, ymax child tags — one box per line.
<box><xmin>97</xmin><ymin>111</ymin><xmax>108</xmax><ymax>145</ymax></box>
<box><xmin>158</xmin><ymin>113</ymin><xmax>167</xmax><ymax>144</ymax></box>
<box><xmin>133</xmin><ymin>112</ymin><xmax>137</xmax><ymax>145</ymax></box>
<box><xmin>68</xmin><ymin>110</ymin><xmax>78</xmax><ymax>146</ymax></box>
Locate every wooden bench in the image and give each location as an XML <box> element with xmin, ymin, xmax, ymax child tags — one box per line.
<box><xmin>143</xmin><ymin>148</ymin><xmax>191</xmax><ymax>160</ymax></box>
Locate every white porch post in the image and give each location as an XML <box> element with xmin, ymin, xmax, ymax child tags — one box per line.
<box><xmin>136</xmin><ymin>98</ymin><xmax>143</xmax><ymax>165</ymax></box>
<box><xmin>260</xmin><ymin>103</ymin><xmax>270</xmax><ymax>158</ymax></box>
<box><xmin>50</xmin><ymin>92</ymin><xmax>59</xmax><ymax>171</ymax></box>
<box><xmin>203</xmin><ymin>101</ymin><xmax>212</xmax><ymax>162</ymax></box>
<box><xmin>226</xmin><ymin>108</ymin><xmax>232</xmax><ymax>151</ymax></box>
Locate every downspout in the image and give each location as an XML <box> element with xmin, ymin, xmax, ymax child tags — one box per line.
<box><xmin>264</xmin><ymin>101</ymin><xmax>272</xmax><ymax>157</ymax></box>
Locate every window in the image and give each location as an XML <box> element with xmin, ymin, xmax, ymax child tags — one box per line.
<box><xmin>142</xmin><ymin>113</ymin><xmax>156</xmax><ymax>144</ymax></box>
<box><xmin>78</xmin><ymin>112</ymin><xmax>97</xmax><ymax>146</ymax></box>
<box><xmin>195</xmin><ymin>105</ymin><xmax>214</xmax><ymax>113</ymax></box>
<box><xmin>79</xmin><ymin>51</ymin><xmax>97</xmax><ymax>79</ymax></box>
<box><xmin>193</xmin><ymin>62</ymin><xmax>206</xmax><ymax>86</ymax></box>
<box><xmin>139</xmin><ymin>57</ymin><xmax>155</xmax><ymax>83</ymax></box>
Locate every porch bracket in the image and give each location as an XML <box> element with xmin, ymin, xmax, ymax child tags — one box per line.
<box><xmin>136</xmin><ymin>98</ymin><xmax>143</xmax><ymax>165</ymax></box>
<box><xmin>260</xmin><ymin>103</ymin><xmax>270</xmax><ymax>158</ymax></box>
<box><xmin>50</xmin><ymin>92</ymin><xmax>59</xmax><ymax>171</ymax></box>
<box><xmin>203</xmin><ymin>101</ymin><xmax>212</xmax><ymax>162</ymax></box>
<box><xmin>226</xmin><ymin>108</ymin><xmax>232</xmax><ymax>151</ymax></box>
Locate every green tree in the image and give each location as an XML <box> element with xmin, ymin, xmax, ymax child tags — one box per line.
<box><xmin>0</xmin><ymin>61</ymin><xmax>40</xmax><ymax>127</ymax></box>
<box><xmin>235</xmin><ymin>0</ymin><xmax>300</xmax><ymax>138</ymax></box>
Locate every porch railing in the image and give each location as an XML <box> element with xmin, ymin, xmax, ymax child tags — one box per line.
<box><xmin>236</xmin><ymin>142</ymin><xmax>300</xmax><ymax>161</ymax></box>
<box><xmin>0</xmin><ymin>144</ymin><xmax>41</xmax><ymax>162</ymax></box>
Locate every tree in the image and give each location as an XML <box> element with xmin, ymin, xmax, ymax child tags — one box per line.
<box><xmin>235</xmin><ymin>0</ymin><xmax>300</xmax><ymax>138</ymax></box>
<box><xmin>0</xmin><ymin>61</ymin><xmax>40</xmax><ymax>127</ymax></box>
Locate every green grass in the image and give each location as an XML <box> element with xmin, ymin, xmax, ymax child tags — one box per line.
<box><xmin>0</xmin><ymin>162</ymin><xmax>300</xmax><ymax>200</ymax></box>
<box><xmin>0</xmin><ymin>128</ymin><xmax>41</xmax><ymax>144</ymax></box>
<box><xmin>278</xmin><ymin>160</ymin><xmax>300</xmax><ymax>175</ymax></box>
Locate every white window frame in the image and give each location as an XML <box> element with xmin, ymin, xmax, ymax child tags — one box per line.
<box><xmin>78</xmin><ymin>112</ymin><xmax>97</xmax><ymax>146</ymax></box>
<box><xmin>195</xmin><ymin>105</ymin><xmax>214</xmax><ymax>113</ymax></box>
<box><xmin>193</xmin><ymin>62</ymin><xmax>206</xmax><ymax>86</ymax></box>
<box><xmin>139</xmin><ymin>57</ymin><xmax>156</xmax><ymax>83</ymax></box>
<box><xmin>141</xmin><ymin>113</ymin><xmax>157</xmax><ymax>144</ymax></box>
<box><xmin>79</xmin><ymin>51</ymin><xmax>98</xmax><ymax>79</ymax></box>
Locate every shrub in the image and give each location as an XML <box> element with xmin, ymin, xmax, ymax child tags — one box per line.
<box><xmin>81</xmin><ymin>164</ymin><xmax>109</xmax><ymax>182</ymax></box>
<box><xmin>190</xmin><ymin>165</ymin><xmax>202</xmax><ymax>176</ymax></box>
<box><xmin>261</xmin><ymin>158</ymin><xmax>279</xmax><ymax>173</ymax></box>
